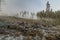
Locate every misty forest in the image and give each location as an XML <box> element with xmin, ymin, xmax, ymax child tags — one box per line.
<box><xmin>0</xmin><ymin>0</ymin><xmax>60</xmax><ymax>40</ymax></box>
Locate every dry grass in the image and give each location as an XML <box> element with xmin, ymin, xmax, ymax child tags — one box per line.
<box><xmin>0</xmin><ymin>16</ymin><xmax>56</xmax><ymax>25</ymax></box>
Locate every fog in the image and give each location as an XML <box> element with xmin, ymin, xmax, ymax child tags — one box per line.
<box><xmin>0</xmin><ymin>0</ymin><xmax>17</xmax><ymax>16</ymax></box>
<box><xmin>0</xmin><ymin>0</ymin><xmax>37</xmax><ymax>19</ymax></box>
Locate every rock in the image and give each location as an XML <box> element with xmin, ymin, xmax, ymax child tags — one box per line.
<box><xmin>55</xmin><ymin>34</ymin><xmax>60</xmax><ymax>40</ymax></box>
<box><xmin>14</xmin><ymin>32</ymin><xmax>20</xmax><ymax>37</ymax></box>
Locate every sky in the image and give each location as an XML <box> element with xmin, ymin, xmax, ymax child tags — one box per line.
<box><xmin>1</xmin><ymin>0</ymin><xmax>60</xmax><ymax>16</ymax></box>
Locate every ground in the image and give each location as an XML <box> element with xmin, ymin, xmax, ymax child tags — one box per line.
<box><xmin>0</xmin><ymin>16</ymin><xmax>60</xmax><ymax>40</ymax></box>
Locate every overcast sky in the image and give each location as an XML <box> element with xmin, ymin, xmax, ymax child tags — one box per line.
<box><xmin>1</xmin><ymin>0</ymin><xmax>60</xmax><ymax>16</ymax></box>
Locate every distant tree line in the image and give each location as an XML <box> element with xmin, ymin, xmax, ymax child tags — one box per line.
<box><xmin>37</xmin><ymin>10</ymin><xmax>60</xmax><ymax>25</ymax></box>
<box><xmin>37</xmin><ymin>10</ymin><xmax>60</xmax><ymax>19</ymax></box>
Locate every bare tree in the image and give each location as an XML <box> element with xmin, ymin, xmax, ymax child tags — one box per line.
<box><xmin>31</xmin><ymin>13</ymin><xmax>35</xmax><ymax>19</ymax></box>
